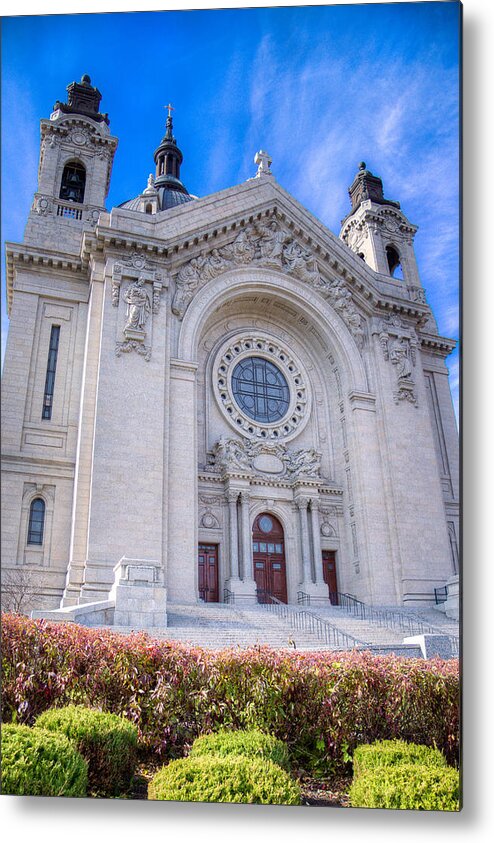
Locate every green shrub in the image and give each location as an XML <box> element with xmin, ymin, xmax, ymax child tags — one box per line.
<box><xmin>189</xmin><ymin>729</ymin><xmax>291</xmax><ymax>770</ymax></box>
<box><xmin>1</xmin><ymin>723</ymin><xmax>87</xmax><ymax>797</ymax></box>
<box><xmin>35</xmin><ymin>705</ymin><xmax>138</xmax><ymax>797</ymax></box>
<box><xmin>148</xmin><ymin>755</ymin><xmax>301</xmax><ymax>805</ymax></box>
<box><xmin>349</xmin><ymin>764</ymin><xmax>460</xmax><ymax>811</ymax></box>
<box><xmin>353</xmin><ymin>739</ymin><xmax>448</xmax><ymax>778</ymax></box>
<box><xmin>2</xmin><ymin>613</ymin><xmax>460</xmax><ymax>773</ymax></box>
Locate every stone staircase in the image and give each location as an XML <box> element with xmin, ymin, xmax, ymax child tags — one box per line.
<box><xmin>302</xmin><ymin>602</ymin><xmax>459</xmax><ymax>644</ymax></box>
<box><xmin>107</xmin><ymin>599</ymin><xmax>459</xmax><ymax>653</ymax></box>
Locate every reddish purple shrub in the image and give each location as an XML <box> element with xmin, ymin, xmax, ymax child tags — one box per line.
<box><xmin>1</xmin><ymin>613</ymin><xmax>459</xmax><ymax>772</ymax></box>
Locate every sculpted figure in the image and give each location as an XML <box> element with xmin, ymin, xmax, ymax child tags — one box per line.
<box><xmin>283</xmin><ymin>240</ymin><xmax>318</xmax><ymax>283</ymax></box>
<box><xmin>123</xmin><ymin>277</ymin><xmax>151</xmax><ymax>331</ymax></box>
<box><xmin>173</xmin><ymin>258</ymin><xmax>203</xmax><ymax>317</ymax></box>
<box><xmin>201</xmin><ymin>248</ymin><xmax>229</xmax><ymax>281</ymax></box>
<box><xmin>214</xmin><ymin>437</ymin><xmax>252</xmax><ymax>472</ymax></box>
<box><xmin>229</xmin><ymin>226</ymin><xmax>257</xmax><ymax>264</ymax></box>
<box><xmin>388</xmin><ymin>336</ymin><xmax>412</xmax><ymax>378</ymax></box>
<box><xmin>257</xmin><ymin>220</ymin><xmax>287</xmax><ymax>266</ymax></box>
<box><xmin>287</xmin><ymin>447</ymin><xmax>321</xmax><ymax>477</ymax></box>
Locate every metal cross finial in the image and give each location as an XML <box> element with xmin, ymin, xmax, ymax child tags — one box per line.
<box><xmin>164</xmin><ymin>103</ymin><xmax>174</xmax><ymax>118</ymax></box>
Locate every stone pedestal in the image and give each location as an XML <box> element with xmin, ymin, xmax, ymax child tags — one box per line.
<box><xmin>224</xmin><ymin>575</ymin><xmax>257</xmax><ymax>604</ymax></box>
<box><xmin>444</xmin><ymin>575</ymin><xmax>460</xmax><ymax>620</ymax></box>
<box><xmin>299</xmin><ymin>580</ymin><xmax>329</xmax><ymax>601</ymax></box>
<box><xmin>403</xmin><ymin>634</ymin><xmax>455</xmax><ymax>660</ymax></box>
<box><xmin>110</xmin><ymin>557</ymin><xmax>167</xmax><ymax>628</ymax></box>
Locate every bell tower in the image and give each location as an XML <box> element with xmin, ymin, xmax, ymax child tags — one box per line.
<box><xmin>24</xmin><ymin>74</ymin><xmax>118</xmax><ymax>253</ymax></box>
<box><xmin>340</xmin><ymin>162</ymin><xmax>422</xmax><ymax>289</ymax></box>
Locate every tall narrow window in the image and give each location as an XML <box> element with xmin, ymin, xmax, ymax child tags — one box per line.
<box><xmin>42</xmin><ymin>326</ymin><xmax>60</xmax><ymax>420</ymax></box>
<box><xmin>28</xmin><ymin>498</ymin><xmax>45</xmax><ymax>545</ymax></box>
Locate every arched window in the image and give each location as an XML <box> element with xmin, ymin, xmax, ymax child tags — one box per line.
<box><xmin>145</xmin><ymin>203</ymin><xmax>153</xmax><ymax>214</ymax></box>
<box><xmin>27</xmin><ymin>498</ymin><xmax>45</xmax><ymax>545</ymax></box>
<box><xmin>386</xmin><ymin>245</ymin><xmax>404</xmax><ymax>278</ymax></box>
<box><xmin>59</xmin><ymin>161</ymin><xmax>86</xmax><ymax>204</ymax></box>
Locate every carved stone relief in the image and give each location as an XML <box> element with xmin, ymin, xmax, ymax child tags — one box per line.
<box><xmin>211</xmin><ymin>436</ymin><xmax>323</xmax><ymax>482</ymax></box>
<box><xmin>172</xmin><ymin>219</ymin><xmax>365</xmax><ymax>348</ymax></box>
<box><xmin>112</xmin><ymin>257</ymin><xmax>168</xmax><ymax>361</ymax></box>
<box><xmin>376</xmin><ymin>314</ymin><xmax>419</xmax><ymax>405</ymax></box>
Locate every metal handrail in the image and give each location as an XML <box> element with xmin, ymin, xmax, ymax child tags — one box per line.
<box><xmin>298</xmin><ymin>589</ymin><xmax>460</xmax><ymax>652</ymax></box>
<box><xmin>260</xmin><ymin>594</ymin><xmax>368</xmax><ymax>650</ymax></box>
<box><xmin>434</xmin><ymin>586</ymin><xmax>448</xmax><ymax>605</ymax></box>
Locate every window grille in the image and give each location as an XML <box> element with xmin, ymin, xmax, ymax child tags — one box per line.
<box><xmin>42</xmin><ymin>326</ymin><xmax>60</xmax><ymax>420</ymax></box>
<box><xmin>27</xmin><ymin>498</ymin><xmax>45</xmax><ymax>545</ymax></box>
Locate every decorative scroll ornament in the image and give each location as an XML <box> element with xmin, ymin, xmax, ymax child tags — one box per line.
<box><xmin>172</xmin><ymin>220</ymin><xmax>365</xmax><ymax>348</ymax></box>
<box><xmin>378</xmin><ymin>314</ymin><xmax>418</xmax><ymax>405</ymax></box>
<box><xmin>211</xmin><ymin>436</ymin><xmax>323</xmax><ymax>481</ymax></box>
<box><xmin>115</xmin><ymin>339</ymin><xmax>151</xmax><ymax>361</ymax></box>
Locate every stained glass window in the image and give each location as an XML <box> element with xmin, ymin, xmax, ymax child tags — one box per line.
<box><xmin>231</xmin><ymin>357</ymin><xmax>289</xmax><ymax>423</ymax></box>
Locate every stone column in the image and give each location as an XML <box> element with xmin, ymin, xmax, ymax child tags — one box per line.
<box><xmin>227</xmin><ymin>490</ymin><xmax>240</xmax><ymax>580</ymax></box>
<box><xmin>310</xmin><ymin>500</ymin><xmax>324</xmax><ymax>585</ymax></box>
<box><xmin>167</xmin><ymin>360</ymin><xmax>198</xmax><ymax>603</ymax></box>
<box><xmin>297</xmin><ymin>497</ymin><xmax>312</xmax><ymax>584</ymax></box>
<box><xmin>240</xmin><ymin>491</ymin><xmax>254</xmax><ymax>582</ymax></box>
<box><xmin>224</xmin><ymin>486</ymin><xmax>256</xmax><ymax>602</ymax></box>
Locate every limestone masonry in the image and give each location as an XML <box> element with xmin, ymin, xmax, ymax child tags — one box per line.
<box><xmin>1</xmin><ymin>76</ymin><xmax>459</xmax><ymax>626</ymax></box>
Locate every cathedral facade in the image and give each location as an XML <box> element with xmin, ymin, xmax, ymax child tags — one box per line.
<box><xmin>1</xmin><ymin>77</ymin><xmax>459</xmax><ymax>620</ymax></box>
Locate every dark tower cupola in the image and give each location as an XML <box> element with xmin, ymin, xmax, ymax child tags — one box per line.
<box><xmin>152</xmin><ymin>106</ymin><xmax>193</xmax><ymax>209</ymax></box>
<box><xmin>120</xmin><ymin>106</ymin><xmax>195</xmax><ymax>213</ymax></box>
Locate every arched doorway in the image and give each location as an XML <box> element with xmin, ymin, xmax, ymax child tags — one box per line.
<box><xmin>252</xmin><ymin>513</ymin><xmax>287</xmax><ymax>603</ymax></box>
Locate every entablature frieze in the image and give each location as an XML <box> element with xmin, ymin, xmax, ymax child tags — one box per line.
<box><xmin>80</xmin><ymin>202</ymin><xmax>434</xmax><ymax>341</ymax></box>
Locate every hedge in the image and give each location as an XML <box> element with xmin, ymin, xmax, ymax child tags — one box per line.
<box><xmin>1</xmin><ymin>613</ymin><xmax>460</xmax><ymax>773</ymax></box>
<box><xmin>148</xmin><ymin>755</ymin><xmax>301</xmax><ymax>804</ymax></box>
<box><xmin>348</xmin><ymin>764</ymin><xmax>460</xmax><ymax>811</ymax></box>
<box><xmin>1</xmin><ymin>723</ymin><xmax>88</xmax><ymax>797</ymax></box>
<box><xmin>35</xmin><ymin>705</ymin><xmax>138</xmax><ymax>797</ymax></box>
<box><xmin>352</xmin><ymin>739</ymin><xmax>448</xmax><ymax>778</ymax></box>
<box><xmin>189</xmin><ymin>729</ymin><xmax>291</xmax><ymax>770</ymax></box>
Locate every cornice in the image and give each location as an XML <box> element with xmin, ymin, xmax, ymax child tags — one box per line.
<box><xmin>81</xmin><ymin>181</ymin><xmax>433</xmax><ymax>327</ymax></box>
<box><xmin>5</xmin><ymin>241</ymin><xmax>84</xmax><ymax>315</ymax></box>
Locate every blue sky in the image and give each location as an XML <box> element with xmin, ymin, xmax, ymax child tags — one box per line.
<box><xmin>1</xmin><ymin>1</ymin><xmax>460</xmax><ymax>421</ymax></box>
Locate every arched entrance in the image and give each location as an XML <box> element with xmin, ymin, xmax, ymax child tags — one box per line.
<box><xmin>252</xmin><ymin>513</ymin><xmax>287</xmax><ymax>603</ymax></box>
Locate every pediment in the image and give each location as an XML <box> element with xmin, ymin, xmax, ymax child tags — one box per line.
<box><xmin>153</xmin><ymin>179</ymin><xmax>367</xmax><ymax>349</ymax></box>
<box><xmin>92</xmin><ymin>175</ymin><xmax>430</xmax><ymax>348</ymax></box>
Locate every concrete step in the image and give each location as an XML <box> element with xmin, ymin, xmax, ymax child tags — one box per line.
<box><xmin>103</xmin><ymin>600</ymin><xmax>459</xmax><ymax>652</ymax></box>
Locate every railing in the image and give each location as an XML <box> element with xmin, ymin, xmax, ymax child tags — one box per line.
<box><xmin>260</xmin><ymin>594</ymin><xmax>368</xmax><ymax>650</ymax></box>
<box><xmin>434</xmin><ymin>586</ymin><xmax>448</xmax><ymax>605</ymax></box>
<box><xmin>57</xmin><ymin>200</ymin><xmax>83</xmax><ymax>220</ymax></box>
<box><xmin>298</xmin><ymin>589</ymin><xmax>460</xmax><ymax>655</ymax></box>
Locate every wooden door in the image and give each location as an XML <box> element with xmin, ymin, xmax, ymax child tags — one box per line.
<box><xmin>322</xmin><ymin>550</ymin><xmax>339</xmax><ymax>604</ymax></box>
<box><xmin>252</xmin><ymin>513</ymin><xmax>287</xmax><ymax>603</ymax></box>
<box><xmin>198</xmin><ymin>544</ymin><xmax>219</xmax><ymax>603</ymax></box>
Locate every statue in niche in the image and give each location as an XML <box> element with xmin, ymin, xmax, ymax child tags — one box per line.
<box><xmin>123</xmin><ymin>276</ymin><xmax>151</xmax><ymax>331</ymax></box>
<box><xmin>388</xmin><ymin>335</ymin><xmax>413</xmax><ymax>379</ymax></box>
